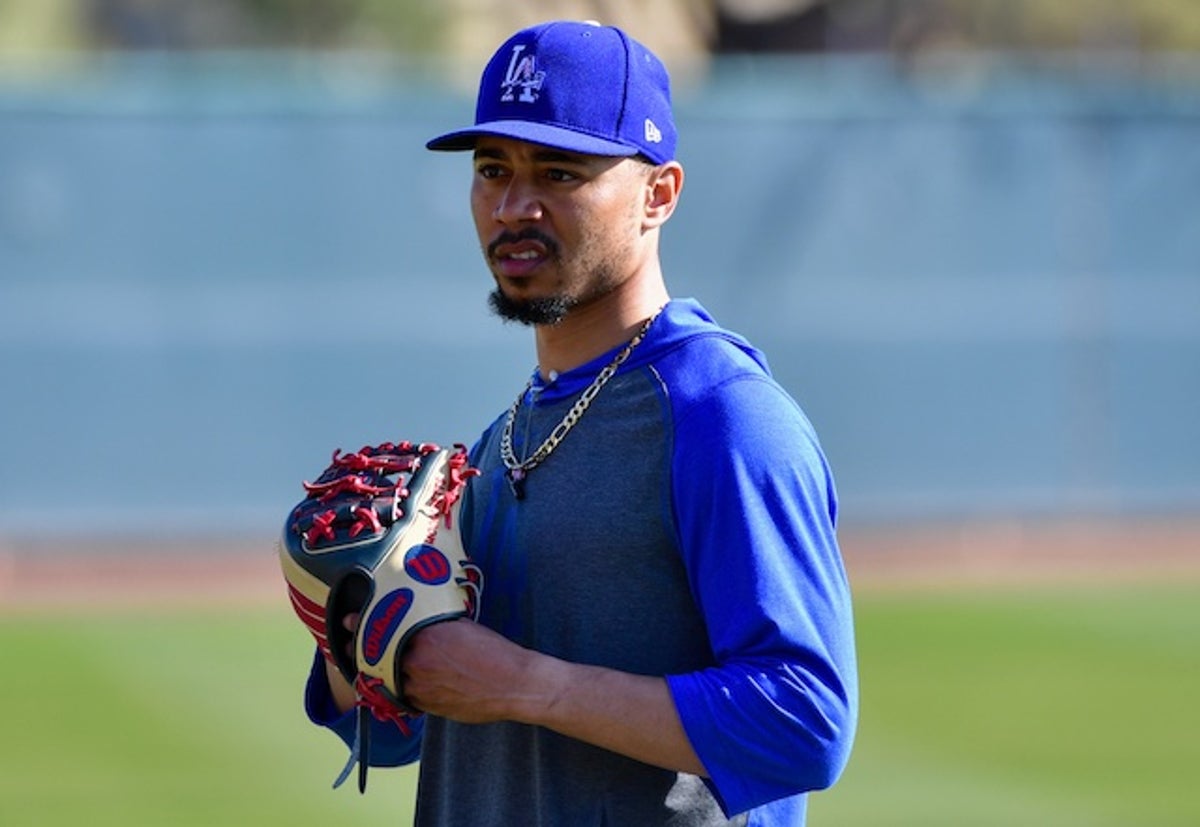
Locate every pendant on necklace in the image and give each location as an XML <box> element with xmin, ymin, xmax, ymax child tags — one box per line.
<box><xmin>507</xmin><ymin>468</ymin><xmax>527</xmax><ymax>500</ymax></box>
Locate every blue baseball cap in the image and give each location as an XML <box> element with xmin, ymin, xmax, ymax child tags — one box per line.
<box><xmin>426</xmin><ymin>20</ymin><xmax>677</xmax><ymax>165</ymax></box>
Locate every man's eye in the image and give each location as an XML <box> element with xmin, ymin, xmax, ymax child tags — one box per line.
<box><xmin>546</xmin><ymin>168</ymin><xmax>577</xmax><ymax>182</ymax></box>
<box><xmin>477</xmin><ymin>164</ymin><xmax>505</xmax><ymax>179</ymax></box>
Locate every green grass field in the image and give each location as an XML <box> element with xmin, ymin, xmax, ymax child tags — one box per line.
<box><xmin>2</xmin><ymin>581</ymin><xmax>1196</xmax><ymax>826</ymax></box>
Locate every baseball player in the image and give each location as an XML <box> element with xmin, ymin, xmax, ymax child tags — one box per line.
<box><xmin>291</xmin><ymin>19</ymin><xmax>858</xmax><ymax>826</ymax></box>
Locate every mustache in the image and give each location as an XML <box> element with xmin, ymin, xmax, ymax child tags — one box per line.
<box><xmin>487</xmin><ymin>228</ymin><xmax>559</xmax><ymax>260</ymax></box>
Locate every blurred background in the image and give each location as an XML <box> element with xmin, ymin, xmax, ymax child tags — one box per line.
<box><xmin>1</xmin><ymin>0</ymin><xmax>1197</xmax><ymax>535</ymax></box>
<box><xmin>0</xmin><ymin>1</ymin><xmax>1198</xmax><ymax>825</ymax></box>
<box><xmin>1</xmin><ymin>0</ymin><xmax>1198</xmax><ymax>534</ymax></box>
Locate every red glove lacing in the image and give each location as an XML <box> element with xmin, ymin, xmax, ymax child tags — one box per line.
<box><xmin>355</xmin><ymin>674</ymin><xmax>414</xmax><ymax>736</ymax></box>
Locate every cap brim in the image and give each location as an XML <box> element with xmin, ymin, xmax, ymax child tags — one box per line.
<box><xmin>426</xmin><ymin>120</ymin><xmax>640</xmax><ymax>158</ymax></box>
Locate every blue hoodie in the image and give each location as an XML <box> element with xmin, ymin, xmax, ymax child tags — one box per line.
<box><xmin>307</xmin><ymin>298</ymin><xmax>858</xmax><ymax>826</ymax></box>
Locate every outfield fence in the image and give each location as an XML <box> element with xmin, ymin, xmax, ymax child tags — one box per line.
<box><xmin>1</xmin><ymin>54</ymin><xmax>1197</xmax><ymax>536</ymax></box>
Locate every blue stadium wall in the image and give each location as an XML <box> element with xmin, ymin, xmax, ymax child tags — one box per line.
<box><xmin>1</xmin><ymin>55</ymin><xmax>1197</xmax><ymax>535</ymax></box>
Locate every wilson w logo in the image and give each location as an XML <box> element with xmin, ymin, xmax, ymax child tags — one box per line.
<box><xmin>404</xmin><ymin>545</ymin><xmax>452</xmax><ymax>585</ymax></box>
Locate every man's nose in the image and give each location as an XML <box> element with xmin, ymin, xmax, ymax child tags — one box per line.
<box><xmin>493</xmin><ymin>177</ymin><xmax>543</xmax><ymax>224</ymax></box>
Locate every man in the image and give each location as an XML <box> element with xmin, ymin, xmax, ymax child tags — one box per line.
<box><xmin>302</xmin><ymin>19</ymin><xmax>858</xmax><ymax>826</ymax></box>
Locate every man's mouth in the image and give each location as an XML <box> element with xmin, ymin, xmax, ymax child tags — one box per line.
<box><xmin>489</xmin><ymin>231</ymin><xmax>558</xmax><ymax>277</ymax></box>
<box><xmin>496</xmin><ymin>242</ymin><xmax>544</xmax><ymax>262</ymax></box>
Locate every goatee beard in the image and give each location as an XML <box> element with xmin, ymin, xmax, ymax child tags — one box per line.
<box><xmin>488</xmin><ymin>289</ymin><xmax>571</xmax><ymax>326</ymax></box>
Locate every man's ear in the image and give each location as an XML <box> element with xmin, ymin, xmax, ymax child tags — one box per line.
<box><xmin>643</xmin><ymin>161</ymin><xmax>684</xmax><ymax>230</ymax></box>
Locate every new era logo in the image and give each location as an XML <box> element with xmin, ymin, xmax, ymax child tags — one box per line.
<box><xmin>644</xmin><ymin>118</ymin><xmax>663</xmax><ymax>144</ymax></box>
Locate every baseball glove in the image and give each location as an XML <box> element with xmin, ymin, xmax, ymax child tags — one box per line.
<box><xmin>279</xmin><ymin>440</ymin><xmax>481</xmax><ymax>791</ymax></box>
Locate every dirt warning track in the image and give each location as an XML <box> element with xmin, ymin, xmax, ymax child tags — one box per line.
<box><xmin>1</xmin><ymin>517</ymin><xmax>1197</xmax><ymax>613</ymax></box>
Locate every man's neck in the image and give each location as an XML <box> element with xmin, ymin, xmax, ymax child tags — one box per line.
<box><xmin>534</xmin><ymin>285</ymin><xmax>669</xmax><ymax>378</ymax></box>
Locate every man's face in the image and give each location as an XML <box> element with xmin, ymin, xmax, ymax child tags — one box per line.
<box><xmin>470</xmin><ymin>137</ymin><xmax>650</xmax><ymax>326</ymax></box>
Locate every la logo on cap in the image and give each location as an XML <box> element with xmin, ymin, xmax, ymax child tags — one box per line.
<box><xmin>500</xmin><ymin>44</ymin><xmax>544</xmax><ymax>103</ymax></box>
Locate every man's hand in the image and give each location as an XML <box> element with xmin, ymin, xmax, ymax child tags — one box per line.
<box><xmin>400</xmin><ymin>620</ymin><xmax>707</xmax><ymax>776</ymax></box>
<box><xmin>325</xmin><ymin>613</ymin><xmax>360</xmax><ymax>714</ymax></box>
<box><xmin>400</xmin><ymin>619</ymin><xmax>541</xmax><ymax>723</ymax></box>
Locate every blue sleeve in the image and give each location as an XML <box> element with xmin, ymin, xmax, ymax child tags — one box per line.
<box><xmin>664</xmin><ymin>375</ymin><xmax>858</xmax><ymax>815</ymax></box>
<box><xmin>303</xmin><ymin>648</ymin><xmax>424</xmax><ymax>767</ymax></box>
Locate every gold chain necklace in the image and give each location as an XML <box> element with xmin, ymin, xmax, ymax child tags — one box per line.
<box><xmin>500</xmin><ymin>310</ymin><xmax>660</xmax><ymax>500</ymax></box>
